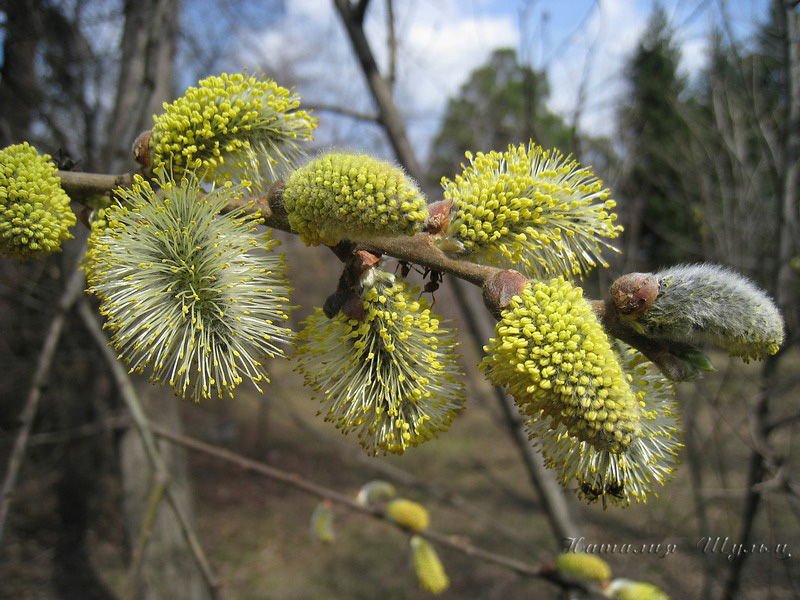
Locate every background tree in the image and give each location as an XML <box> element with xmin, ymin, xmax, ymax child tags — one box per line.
<box><xmin>617</xmin><ymin>6</ymin><xmax>697</xmax><ymax>270</ymax></box>
<box><xmin>427</xmin><ymin>48</ymin><xmax>575</xmax><ymax>184</ymax></box>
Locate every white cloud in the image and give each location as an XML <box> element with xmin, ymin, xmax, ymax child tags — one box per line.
<box><xmin>239</xmin><ymin>0</ymin><xmax>762</xmax><ymax>158</ymax></box>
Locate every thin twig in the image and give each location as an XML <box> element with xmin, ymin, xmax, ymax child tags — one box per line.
<box><xmin>124</xmin><ymin>473</ymin><xmax>168</xmax><ymax>600</ymax></box>
<box><xmin>148</xmin><ymin>423</ymin><xmax>605</xmax><ymax>598</ymax></box>
<box><xmin>76</xmin><ymin>300</ymin><xmax>221</xmax><ymax>598</ymax></box>
<box><xmin>302</xmin><ymin>103</ymin><xmax>379</xmax><ymax>122</ymax></box>
<box><xmin>269</xmin><ymin>393</ymin><xmax>537</xmax><ymax>553</ymax></box>
<box><xmin>0</xmin><ymin>260</ymin><xmax>86</xmax><ymax>546</ymax></box>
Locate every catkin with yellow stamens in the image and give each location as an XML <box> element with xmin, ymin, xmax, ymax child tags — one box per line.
<box><xmin>150</xmin><ymin>73</ymin><xmax>317</xmax><ymax>192</ymax></box>
<box><xmin>296</xmin><ymin>269</ymin><xmax>463</xmax><ymax>455</ymax></box>
<box><xmin>283</xmin><ymin>152</ymin><xmax>428</xmax><ymax>246</ymax></box>
<box><xmin>481</xmin><ymin>278</ymin><xmax>641</xmax><ymax>454</ymax></box>
<box><xmin>0</xmin><ymin>143</ymin><xmax>75</xmax><ymax>259</ymax></box>
<box><xmin>528</xmin><ymin>343</ymin><xmax>682</xmax><ymax>507</ymax></box>
<box><xmin>440</xmin><ymin>143</ymin><xmax>621</xmax><ymax>279</ymax></box>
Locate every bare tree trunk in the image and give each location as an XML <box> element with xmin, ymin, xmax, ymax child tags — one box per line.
<box><xmin>723</xmin><ymin>3</ymin><xmax>799</xmax><ymax>598</ymax></box>
<box><xmin>104</xmin><ymin>0</ymin><xmax>179</xmax><ymax>174</ymax></box>
<box><xmin>0</xmin><ymin>0</ymin><xmax>43</xmax><ymax>146</ymax></box>
<box><xmin>104</xmin><ymin>1</ymin><xmax>212</xmax><ymax>598</ymax></box>
<box><xmin>120</xmin><ymin>386</ymin><xmax>212</xmax><ymax>600</ymax></box>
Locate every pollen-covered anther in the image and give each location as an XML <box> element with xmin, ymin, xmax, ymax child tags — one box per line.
<box><xmin>0</xmin><ymin>142</ymin><xmax>76</xmax><ymax>259</ymax></box>
<box><xmin>295</xmin><ymin>268</ymin><xmax>463</xmax><ymax>455</ymax></box>
<box><xmin>84</xmin><ymin>172</ymin><xmax>294</xmax><ymax>400</ymax></box>
<box><xmin>481</xmin><ymin>278</ymin><xmax>641</xmax><ymax>454</ymax></box>
<box><xmin>283</xmin><ymin>152</ymin><xmax>428</xmax><ymax>246</ymax></box>
<box><xmin>440</xmin><ymin>142</ymin><xmax>622</xmax><ymax>279</ymax></box>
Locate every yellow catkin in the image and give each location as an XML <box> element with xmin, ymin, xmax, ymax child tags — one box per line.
<box><xmin>440</xmin><ymin>142</ymin><xmax>621</xmax><ymax>278</ymax></box>
<box><xmin>150</xmin><ymin>73</ymin><xmax>316</xmax><ymax>191</ymax></box>
<box><xmin>0</xmin><ymin>143</ymin><xmax>75</xmax><ymax>259</ymax></box>
<box><xmin>554</xmin><ymin>552</ymin><xmax>611</xmax><ymax>584</ymax></box>
<box><xmin>481</xmin><ymin>278</ymin><xmax>641</xmax><ymax>454</ymax></box>
<box><xmin>410</xmin><ymin>535</ymin><xmax>449</xmax><ymax>595</ymax></box>
<box><xmin>283</xmin><ymin>152</ymin><xmax>428</xmax><ymax>246</ymax></box>
<box><xmin>385</xmin><ymin>499</ymin><xmax>430</xmax><ymax>531</ymax></box>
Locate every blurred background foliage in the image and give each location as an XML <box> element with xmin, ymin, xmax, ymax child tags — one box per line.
<box><xmin>0</xmin><ymin>1</ymin><xmax>798</xmax><ymax>599</ymax></box>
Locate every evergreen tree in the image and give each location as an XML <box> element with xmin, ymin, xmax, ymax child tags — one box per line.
<box><xmin>618</xmin><ymin>6</ymin><xmax>696</xmax><ymax>269</ymax></box>
<box><xmin>426</xmin><ymin>48</ymin><xmax>575</xmax><ymax>184</ymax></box>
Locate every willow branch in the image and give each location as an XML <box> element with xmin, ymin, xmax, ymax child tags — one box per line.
<box><xmin>59</xmin><ymin>168</ymin><xmax>697</xmax><ymax>380</ymax></box>
<box><xmin>149</xmin><ymin>423</ymin><xmax>605</xmax><ymax>598</ymax></box>
<box><xmin>0</xmin><ymin>258</ymin><xmax>86</xmax><ymax>547</ymax></box>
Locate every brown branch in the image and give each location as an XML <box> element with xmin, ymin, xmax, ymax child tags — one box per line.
<box><xmin>58</xmin><ymin>170</ymin><xmax>136</xmax><ymax>202</ymax></box>
<box><xmin>302</xmin><ymin>102</ymin><xmax>380</xmax><ymax>122</ymax></box>
<box><xmin>0</xmin><ymin>258</ymin><xmax>86</xmax><ymax>547</ymax></box>
<box><xmin>148</xmin><ymin>422</ymin><xmax>606</xmax><ymax>598</ymax></box>
<box><xmin>124</xmin><ymin>473</ymin><xmax>168</xmax><ymax>600</ymax></box>
<box><xmin>59</xmin><ymin>169</ymin><xmax>698</xmax><ymax>381</ymax></box>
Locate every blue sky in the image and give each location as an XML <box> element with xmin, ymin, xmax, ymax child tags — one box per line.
<box><xmin>231</xmin><ymin>0</ymin><xmax>772</xmax><ymax>159</ymax></box>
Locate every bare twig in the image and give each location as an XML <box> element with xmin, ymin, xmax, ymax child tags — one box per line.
<box><xmin>386</xmin><ymin>0</ymin><xmax>396</xmax><ymax>88</ymax></box>
<box><xmin>76</xmin><ymin>300</ymin><xmax>221</xmax><ymax>598</ymax></box>
<box><xmin>302</xmin><ymin>102</ymin><xmax>379</xmax><ymax>122</ymax></box>
<box><xmin>333</xmin><ymin>0</ymin><xmax>424</xmax><ymax>181</ymax></box>
<box><xmin>124</xmin><ymin>473</ymin><xmax>168</xmax><ymax>600</ymax></box>
<box><xmin>0</xmin><ymin>259</ymin><xmax>86</xmax><ymax>546</ymax></box>
<box><xmin>149</xmin><ymin>423</ymin><xmax>605</xmax><ymax>598</ymax></box>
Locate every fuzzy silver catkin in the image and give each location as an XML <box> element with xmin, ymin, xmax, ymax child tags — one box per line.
<box><xmin>635</xmin><ymin>264</ymin><xmax>784</xmax><ymax>360</ymax></box>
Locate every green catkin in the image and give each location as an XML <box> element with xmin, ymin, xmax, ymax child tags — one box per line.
<box><xmin>480</xmin><ymin>278</ymin><xmax>641</xmax><ymax>454</ymax></box>
<box><xmin>150</xmin><ymin>73</ymin><xmax>317</xmax><ymax>192</ymax></box>
<box><xmin>283</xmin><ymin>152</ymin><xmax>428</xmax><ymax>246</ymax></box>
<box><xmin>632</xmin><ymin>263</ymin><xmax>783</xmax><ymax>361</ymax></box>
<box><xmin>440</xmin><ymin>142</ymin><xmax>621</xmax><ymax>279</ymax></box>
<box><xmin>0</xmin><ymin>143</ymin><xmax>75</xmax><ymax>259</ymax></box>
<box><xmin>310</xmin><ymin>501</ymin><xmax>335</xmax><ymax>544</ymax></box>
<box><xmin>295</xmin><ymin>269</ymin><xmax>463</xmax><ymax>455</ymax></box>
<box><xmin>85</xmin><ymin>173</ymin><xmax>294</xmax><ymax>400</ymax></box>
<box><xmin>355</xmin><ymin>480</ymin><xmax>397</xmax><ymax>506</ymax></box>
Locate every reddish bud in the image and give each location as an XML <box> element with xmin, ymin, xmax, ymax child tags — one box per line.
<box><xmin>610</xmin><ymin>272</ymin><xmax>659</xmax><ymax>318</ymax></box>
<box><xmin>482</xmin><ymin>270</ymin><xmax>529</xmax><ymax>319</ymax></box>
<box><xmin>424</xmin><ymin>199</ymin><xmax>452</xmax><ymax>234</ymax></box>
<box><xmin>132</xmin><ymin>130</ymin><xmax>152</xmax><ymax>170</ymax></box>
